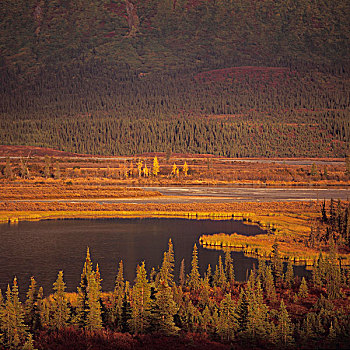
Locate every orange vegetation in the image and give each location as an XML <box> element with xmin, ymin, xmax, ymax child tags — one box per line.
<box><xmin>1</xmin><ymin>200</ymin><xmax>348</xmax><ymax>265</ymax></box>
<box><xmin>0</xmin><ymin>146</ymin><xmax>348</xmax><ymax>186</ymax></box>
<box><xmin>0</xmin><ymin>181</ymin><xmax>161</xmax><ymax>200</ymax></box>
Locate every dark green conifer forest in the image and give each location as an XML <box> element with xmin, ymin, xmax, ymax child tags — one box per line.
<box><xmin>1</xmin><ymin>0</ymin><xmax>349</xmax><ymax>157</ymax></box>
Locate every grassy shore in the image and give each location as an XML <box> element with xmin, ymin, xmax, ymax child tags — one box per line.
<box><xmin>2</xmin><ymin>200</ymin><xmax>347</xmax><ymax>265</ymax></box>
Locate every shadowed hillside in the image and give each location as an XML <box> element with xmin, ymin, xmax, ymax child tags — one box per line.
<box><xmin>0</xmin><ymin>0</ymin><xmax>349</xmax><ymax>157</ymax></box>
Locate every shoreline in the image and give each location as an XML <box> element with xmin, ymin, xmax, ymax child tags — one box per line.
<box><xmin>2</xmin><ymin>200</ymin><xmax>349</xmax><ymax>265</ymax></box>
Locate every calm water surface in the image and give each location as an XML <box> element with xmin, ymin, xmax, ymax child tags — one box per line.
<box><xmin>0</xmin><ymin>218</ymin><xmax>295</xmax><ymax>296</ymax></box>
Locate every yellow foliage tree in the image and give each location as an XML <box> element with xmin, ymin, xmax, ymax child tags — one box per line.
<box><xmin>137</xmin><ymin>159</ymin><xmax>143</xmax><ymax>177</ymax></box>
<box><xmin>171</xmin><ymin>163</ymin><xmax>177</xmax><ymax>176</ymax></box>
<box><xmin>183</xmin><ymin>161</ymin><xmax>189</xmax><ymax>176</ymax></box>
<box><xmin>143</xmin><ymin>163</ymin><xmax>149</xmax><ymax>177</ymax></box>
<box><xmin>152</xmin><ymin>156</ymin><xmax>160</xmax><ymax>176</ymax></box>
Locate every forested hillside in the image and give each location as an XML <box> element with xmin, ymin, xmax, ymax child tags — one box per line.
<box><xmin>1</xmin><ymin>0</ymin><xmax>349</xmax><ymax>157</ymax></box>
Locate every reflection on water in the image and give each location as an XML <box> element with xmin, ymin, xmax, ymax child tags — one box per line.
<box><xmin>0</xmin><ymin>218</ymin><xmax>305</xmax><ymax>296</ymax></box>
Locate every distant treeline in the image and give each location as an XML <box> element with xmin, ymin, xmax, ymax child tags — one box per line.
<box><xmin>1</xmin><ymin>0</ymin><xmax>349</xmax><ymax>157</ymax></box>
<box><xmin>1</xmin><ymin>115</ymin><xmax>349</xmax><ymax>158</ymax></box>
<box><xmin>0</xmin><ymin>64</ymin><xmax>349</xmax><ymax>157</ymax></box>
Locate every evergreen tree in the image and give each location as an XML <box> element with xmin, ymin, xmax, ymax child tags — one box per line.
<box><xmin>36</xmin><ymin>287</ymin><xmax>48</xmax><ymax>329</ymax></box>
<box><xmin>199</xmin><ymin>272</ymin><xmax>211</xmax><ymax>308</ymax></box>
<box><xmin>86</xmin><ymin>271</ymin><xmax>103</xmax><ymax>330</ymax></box>
<box><xmin>321</xmin><ymin>200</ymin><xmax>328</xmax><ymax>222</ymax></box>
<box><xmin>236</xmin><ymin>289</ymin><xmax>249</xmax><ymax>333</ymax></box>
<box><xmin>246</xmin><ymin>279</ymin><xmax>271</xmax><ymax>342</ymax></box>
<box><xmin>75</xmin><ymin>247</ymin><xmax>93</xmax><ymax>326</ymax></box>
<box><xmin>2</xmin><ymin>279</ymin><xmax>28</xmax><ymax>348</ymax></box>
<box><xmin>111</xmin><ymin>260</ymin><xmax>125</xmax><ymax>330</ymax></box>
<box><xmin>264</xmin><ymin>265</ymin><xmax>277</xmax><ymax>303</ymax></box>
<box><xmin>22</xmin><ymin>333</ymin><xmax>37</xmax><ymax>350</ymax></box>
<box><xmin>200</xmin><ymin>305</ymin><xmax>213</xmax><ymax>333</ymax></box>
<box><xmin>313</xmin><ymin>250</ymin><xmax>326</xmax><ymax>288</ymax></box>
<box><xmin>129</xmin><ymin>262</ymin><xmax>151</xmax><ymax>334</ymax></box>
<box><xmin>178</xmin><ymin>294</ymin><xmax>201</xmax><ymax>332</ymax></box>
<box><xmin>51</xmin><ymin>271</ymin><xmax>70</xmax><ymax>330</ymax></box>
<box><xmin>120</xmin><ymin>293</ymin><xmax>132</xmax><ymax>333</ymax></box>
<box><xmin>216</xmin><ymin>293</ymin><xmax>237</xmax><ymax>341</ymax></box>
<box><xmin>179</xmin><ymin>258</ymin><xmax>185</xmax><ymax>287</ymax></box>
<box><xmin>277</xmin><ymin>299</ymin><xmax>294</xmax><ymax>346</ymax></box>
<box><xmin>213</xmin><ymin>255</ymin><xmax>227</xmax><ymax>290</ymax></box>
<box><xmin>188</xmin><ymin>244</ymin><xmax>201</xmax><ymax>291</ymax></box>
<box><xmin>298</xmin><ymin>277</ymin><xmax>308</xmax><ymax>299</ymax></box>
<box><xmin>284</xmin><ymin>259</ymin><xmax>294</xmax><ymax>289</ymax></box>
<box><xmin>150</xmin><ymin>281</ymin><xmax>179</xmax><ymax>335</ymax></box>
<box><xmin>224</xmin><ymin>250</ymin><xmax>235</xmax><ymax>289</ymax></box>
<box><xmin>326</xmin><ymin>239</ymin><xmax>342</xmax><ymax>299</ymax></box>
<box><xmin>25</xmin><ymin>277</ymin><xmax>40</xmax><ymax>331</ymax></box>
<box><xmin>271</xmin><ymin>241</ymin><xmax>283</xmax><ymax>283</ymax></box>
<box><xmin>158</xmin><ymin>239</ymin><xmax>175</xmax><ymax>287</ymax></box>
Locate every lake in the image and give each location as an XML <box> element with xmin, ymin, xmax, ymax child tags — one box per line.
<box><xmin>0</xmin><ymin>218</ymin><xmax>306</xmax><ymax>296</ymax></box>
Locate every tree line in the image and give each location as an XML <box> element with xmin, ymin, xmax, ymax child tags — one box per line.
<box><xmin>1</xmin><ymin>241</ymin><xmax>349</xmax><ymax>349</ymax></box>
<box><xmin>1</xmin><ymin>114</ymin><xmax>348</xmax><ymax>158</ymax></box>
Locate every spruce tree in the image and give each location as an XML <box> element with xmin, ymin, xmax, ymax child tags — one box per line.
<box><xmin>86</xmin><ymin>271</ymin><xmax>103</xmax><ymax>330</ymax></box>
<box><xmin>264</xmin><ymin>265</ymin><xmax>277</xmax><ymax>303</ymax></box>
<box><xmin>236</xmin><ymin>289</ymin><xmax>249</xmax><ymax>333</ymax></box>
<box><xmin>224</xmin><ymin>250</ymin><xmax>235</xmax><ymax>289</ymax></box>
<box><xmin>22</xmin><ymin>333</ymin><xmax>37</xmax><ymax>350</ymax></box>
<box><xmin>216</xmin><ymin>293</ymin><xmax>237</xmax><ymax>341</ymax></box>
<box><xmin>150</xmin><ymin>281</ymin><xmax>179</xmax><ymax>335</ymax></box>
<box><xmin>2</xmin><ymin>279</ymin><xmax>28</xmax><ymax>348</ymax></box>
<box><xmin>246</xmin><ymin>279</ymin><xmax>271</xmax><ymax>342</ymax></box>
<box><xmin>284</xmin><ymin>259</ymin><xmax>294</xmax><ymax>289</ymax></box>
<box><xmin>277</xmin><ymin>299</ymin><xmax>294</xmax><ymax>346</ymax></box>
<box><xmin>326</xmin><ymin>239</ymin><xmax>342</xmax><ymax>299</ymax></box>
<box><xmin>158</xmin><ymin>239</ymin><xmax>175</xmax><ymax>287</ymax></box>
<box><xmin>298</xmin><ymin>277</ymin><xmax>308</xmax><ymax>299</ymax></box>
<box><xmin>179</xmin><ymin>294</ymin><xmax>201</xmax><ymax>332</ymax></box>
<box><xmin>179</xmin><ymin>258</ymin><xmax>185</xmax><ymax>287</ymax></box>
<box><xmin>199</xmin><ymin>272</ymin><xmax>211</xmax><ymax>308</ymax></box>
<box><xmin>188</xmin><ymin>244</ymin><xmax>201</xmax><ymax>291</ymax></box>
<box><xmin>51</xmin><ymin>271</ymin><xmax>70</xmax><ymax>330</ymax></box>
<box><xmin>321</xmin><ymin>200</ymin><xmax>328</xmax><ymax>222</ymax></box>
<box><xmin>25</xmin><ymin>277</ymin><xmax>40</xmax><ymax>331</ymax></box>
<box><xmin>75</xmin><ymin>247</ymin><xmax>93</xmax><ymax>326</ymax></box>
<box><xmin>201</xmin><ymin>306</ymin><xmax>213</xmax><ymax>333</ymax></box>
<box><xmin>111</xmin><ymin>260</ymin><xmax>125</xmax><ymax>330</ymax></box>
<box><xmin>129</xmin><ymin>262</ymin><xmax>151</xmax><ymax>334</ymax></box>
<box><xmin>271</xmin><ymin>242</ymin><xmax>283</xmax><ymax>283</ymax></box>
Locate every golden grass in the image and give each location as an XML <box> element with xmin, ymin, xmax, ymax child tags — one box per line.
<box><xmin>1</xmin><ymin>200</ymin><xmax>348</xmax><ymax>265</ymax></box>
